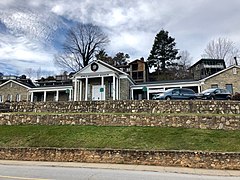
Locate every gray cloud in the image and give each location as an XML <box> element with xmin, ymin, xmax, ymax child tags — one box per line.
<box><xmin>1</xmin><ymin>0</ymin><xmax>240</xmax><ymax>74</ymax></box>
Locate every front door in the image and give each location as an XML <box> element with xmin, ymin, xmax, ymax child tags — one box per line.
<box><xmin>92</xmin><ymin>85</ymin><xmax>105</xmax><ymax>101</ymax></box>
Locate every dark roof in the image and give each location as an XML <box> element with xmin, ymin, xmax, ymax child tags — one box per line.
<box><xmin>0</xmin><ymin>79</ymin><xmax>36</xmax><ymax>88</ymax></box>
<box><xmin>32</xmin><ymin>84</ymin><xmax>72</xmax><ymax>88</ymax></box>
<box><xmin>15</xmin><ymin>79</ymin><xmax>36</xmax><ymax>88</ymax></box>
<box><xmin>190</xmin><ymin>58</ymin><xmax>226</xmax><ymax>68</ymax></box>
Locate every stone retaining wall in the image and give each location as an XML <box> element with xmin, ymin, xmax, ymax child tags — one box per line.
<box><xmin>0</xmin><ymin>113</ymin><xmax>240</xmax><ymax>130</ymax></box>
<box><xmin>7</xmin><ymin>100</ymin><xmax>240</xmax><ymax>114</ymax></box>
<box><xmin>0</xmin><ymin>148</ymin><xmax>239</xmax><ymax>170</ymax></box>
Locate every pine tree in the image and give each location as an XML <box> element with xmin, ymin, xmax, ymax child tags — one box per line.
<box><xmin>147</xmin><ymin>30</ymin><xmax>180</xmax><ymax>80</ymax></box>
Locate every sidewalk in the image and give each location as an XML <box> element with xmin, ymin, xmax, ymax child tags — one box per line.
<box><xmin>0</xmin><ymin>160</ymin><xmax>239</xmax><ymax>177</ymax></box>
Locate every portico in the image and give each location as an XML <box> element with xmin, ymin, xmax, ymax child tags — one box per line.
<box><xmin>72</xmin><ymin>60</ymin><xmax>134</xmax><ymax>101</ymax></box>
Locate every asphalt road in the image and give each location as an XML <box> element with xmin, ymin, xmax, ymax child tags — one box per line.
<box><xmin>0</xmin><ymin>164</ymin><xmax>239</xmax><ymax>180</ymax></box>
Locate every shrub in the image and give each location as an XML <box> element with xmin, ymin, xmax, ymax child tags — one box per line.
<box><xmin>232</xmin><ymin>92</ymin><xmax>240</xmax><ymax>101</ymax></box>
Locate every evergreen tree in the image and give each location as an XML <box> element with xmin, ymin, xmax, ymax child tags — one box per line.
<box><xmin>113</xmin><ymin>52</ymin><xmax>130</xmax><ymax>66</ymax></box>
<box><xmin>95</xmin><ymin>49</ymin><xmax>114</xmax><ymax>65</ymax></box>
<box><xmin>147</xmin><ymin>29</ymin><xmax>180</xmax><ymax>80</ymax></box>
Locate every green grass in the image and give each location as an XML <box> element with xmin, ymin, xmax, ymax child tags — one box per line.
<box><xmin>0</xmin><ymin>125</ymin><xmax>240</xmax><ymax>152</ymax></box>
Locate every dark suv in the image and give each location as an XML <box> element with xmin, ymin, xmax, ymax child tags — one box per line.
<box><xmin>155</xmin><ymin>88</ymin><xmax>196</xmax><ymax>100</ymax></box>
<box><xmin>198</xmin><ymin>88</ymin><xmax>231</xmax><ymax>100</ymax></box>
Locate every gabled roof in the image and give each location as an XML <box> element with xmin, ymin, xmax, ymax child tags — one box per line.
<box><xmin>72</xmin><ymin>60</ymin><xmax>135</xmax><ymax>85</ymax></box>
<box><xmin>72</xmin><ymin>59</ymin><xmax>131</xmax><ymax>77</ymax></box>
<box><xmin>129</xmin><ymin>59</ymin><xmax>145</xmax><ymax>64</ymax></box>
<box><xmin>200</xmin><ymin>65</ymin><xmax>240</xmax><ymax>81</ymax></box>
<box><xmin>0</xmin><ymin>79</ymin><xmax>35</xmax><ymax>89</ymax></box>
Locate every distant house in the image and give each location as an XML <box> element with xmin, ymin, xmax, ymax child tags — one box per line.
<box><xmin>115</xmin><ymin>58</ymin><xmax>148</xmax><ymax>83</ymax></box>
<box><xmin>0</xmin><ymin>75</ymin><xmax>35</xmax><ymax>102</ymax></box>
<box><xmin>189</xmin><ymin>59</ymin><xmax>226</xmax><ymax>80</ymax></box>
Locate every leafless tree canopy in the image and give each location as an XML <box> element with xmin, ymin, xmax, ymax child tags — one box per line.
<box><xmin>54</xmin><ymin>23</ymin><xmax>109</xmax><ymax>72</ymax></box>
<box><xmin>202</xmin><ymin>37</ymin><xmax>240</xmax><ymax>66</ymax></box>
<box><xmin>178</xmin><ymin>50</ymin><xmax>192</xmax><ymax>69</ymax></box>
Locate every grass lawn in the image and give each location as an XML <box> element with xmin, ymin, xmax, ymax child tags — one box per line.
<box><xmin>0</xmin><ymin>125</ymin><xmax>240</xmax><ymax>152</ymax></box>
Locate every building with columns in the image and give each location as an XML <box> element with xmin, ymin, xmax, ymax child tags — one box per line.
<box><xmin>72</xmin><ymin>60</ymin><xmax>135</xmax><ymax>101</ymax></box>
<box><xmin>1</xmin><ymin>60</ymin><xmax>239</xmax><ymax>102</ymax></box>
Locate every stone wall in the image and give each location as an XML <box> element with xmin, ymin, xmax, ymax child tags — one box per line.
<box><xmin>1</xmin><ymin>113</ymin><xmax>240</xmax><ymax>130</ymax></box>
<box><xmin>0</xmin><ymin>147</ymin><xmax>239</xmax><ymax>170</ymax></box>
<box><xmin>7</xmin><ymin>100</ymin><xmax>240</xmax><ymax>114</ymax></box>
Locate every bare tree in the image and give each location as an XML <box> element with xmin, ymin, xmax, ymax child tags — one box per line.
<box><xmin>202</xmin><ymin>37</ymin><xmax>240</xmax><ymax>66</ymax></box>
<box><xmin>24</xmin><ymin>68</ymin><xmax>35</xmax><ymax>78</ymax></box>
<box><xmin>178</xmin><ymin>50</ymin><xmax>192</xmax><ymax>69</ymax></box>
<box><xmin>54</xmin><ymin>23</ymin><xmax>109</xmax><ymax>72</ymax></box>
<box><xmin>173</xmin><ymin>50</ymin><xmax>193</xmax><ymax>79</ymax></box>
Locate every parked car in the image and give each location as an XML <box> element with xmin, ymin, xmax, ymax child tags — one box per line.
<box><xmin>154</xmin><ymin>88</ymin><xmax>197</xmax><ymax>100</ymax></box>
<box><xmin>197</xmin><ymin>88</ymin><xmax>231</xmax><ymax>100</ymax></box>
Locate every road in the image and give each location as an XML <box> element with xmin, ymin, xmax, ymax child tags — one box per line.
<box><xmin>0</xmin><ymin>164</ymin><xmax>239</xmax><ymax>180</ymax></box>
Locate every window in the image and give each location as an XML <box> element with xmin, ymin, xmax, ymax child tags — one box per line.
<box><xmin>6</xmin><ymin>94</ymin><xmax>12</xmax><ymax>102</ymax></box>
<box><xmin>16</xmin><ymin>94</ymin><xmax>21</xmax><ymax>102</ymax></box>
<box><xmin>108</xmin><ymin>82</ymin><xmax>113</xmax><ymax>97</ymax></box>
<box><xmin>233</xmin><ymin>68</ymin><xmax>237</xmax><ymax>75</ymax></box>
<box><xmin>226</xmin><ymin>84</ymin><xmax>233</xmax><ymax>94</ymax></box>
<box><xmin>132</xmin><ymin>64</ymin><xmax>138</xmax><ymax>71</ymax></box>
<box><xmin>132</xmin><ymin>72</ymin><xmax>138</xmax><ymax>79</ymax></box>
<box><xmin>211</xmin><ymin>84</ymin><xmax>218</xmax><ymax>88</ymax></box>
<box><xmin>138</xmin><ymin>72</ymin><xmax>143</xmax><ymax>79</ymax></box>
<box><xmin>215</xmin><ymin>89</ymin><xmax>221</xmax><ymax>94</ymax></box>
<box><xmin>181</xmin><ymin>89</ymin><xmax>194</xmax><ymax>94</ymax></box>
<box><xmin>172</xmin><ymin>89</ymin><xmax>180</xmax><ymax>95</ymax></box>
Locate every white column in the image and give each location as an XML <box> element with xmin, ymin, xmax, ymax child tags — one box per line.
<box><xmin>198</xmin><ymin>85</ymin><xmax>201</xmax><ymax>93</ymax></box>
<box><xmin>131</xmin><ymin>89</ymin><xmax>134</xmax><ymax>100</ymax></box>
<box><xmin>101</xmin><ymin>76</ymin><xmax>104</xmax><ymax>86</ymax></box>
<box><xmin>101</xmin><ymin>76</ymin><xmax>104</xmax><ymax>100</ymax></box>
<box><xmin>69</xmin><ymin>89</ymin><xmax>72</xmax><ymax>101</ymax></box>
<box><xmin>74</xmin><ymin>78</ymin><xmax>77</xmax><ymax>101</ymax></box>
<box><xmin>79</xmin><ymin>80</ymin><xmax>82</xmax><ymax>101</ymax></box>
<box><xmin>26</xmin><ymin>92</ymin><xmax>29</xmax><ymax>102</ymax></box>
<box><xmin>56</xmin><ymin>90</ymin><xmax>59</xmax><ymax>102</ymax></box>
<box><xmin>85</xmin><ymin>77</ymin><xmax>88</xmax><ymax>101</ymax></box>
<box><xmin>43</xmin><ymin>91</ymin><xmax>47</xmax><ymax>102</ymax></box>
<box><xmin>116</xmin><ymin>77</ymin><xmax>119</xmax><ymax>100</ymax></box>
<box><xmin>113</xmin><ymin>75</ymin><xmax>116</xmax><ymax>100</ymax></box>
<box><xmin>119</xmin><ymin>78</ymin><xmax>121</xmax><ymax>100</ymax></box>
<box><xmin>30</xmin><ymin>92</ymin><xmax>34</xmax><ymax>102</ymax></box>
<box><xmin>147</xmin><ymin>88</ymin><xmax>150</xmax><ymax>100</ymax></box>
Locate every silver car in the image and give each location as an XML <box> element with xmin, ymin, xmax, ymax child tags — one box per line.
<box><xmin>155</xmin><ymin>88</ymin><xmax>197</xmax><ymax>100</ymax></box>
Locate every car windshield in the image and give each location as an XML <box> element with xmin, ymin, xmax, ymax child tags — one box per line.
<box><xmin>201</xmin><ymin>89</ymin><xmax>216</xmax><ymax>94</ymax></box>
<box><xmin>165</xmin><ymin>89</ymin><xmax>174</xmax><ymax>93</ymax></box>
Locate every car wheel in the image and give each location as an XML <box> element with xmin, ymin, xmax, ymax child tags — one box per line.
<box><xmin>166</xmin><ymin>96</ymin><xmax>171</xmax><ymax>100</ymax></box>
<box><xmin>210</xmin><ymin>96</ymin><xmax>214</xmax><ymax>100</ymax></box>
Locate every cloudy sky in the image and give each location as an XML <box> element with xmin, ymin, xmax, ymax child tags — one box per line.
<box><xmin>0</xmin><ymin>0</ymin><xmax>240</xmax><ymax>76</ymax></box>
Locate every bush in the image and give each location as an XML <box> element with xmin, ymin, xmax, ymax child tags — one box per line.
<box><xmin>232</xmin><ymin>92</ymin><xmax>240</xmax><ymax>101</ymax></box>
